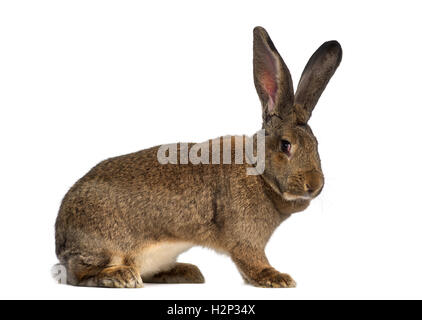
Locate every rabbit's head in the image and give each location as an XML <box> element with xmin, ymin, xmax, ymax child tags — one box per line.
<box><xmin>253</xmin><ymin>27</ymin><xmax>342</xmax><ymax>201</ymax></box>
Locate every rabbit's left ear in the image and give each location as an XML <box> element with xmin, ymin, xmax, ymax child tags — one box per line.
<box><xmin>294</xmin><ymin>41</ymin><xmax>342</xmax><ymax>124</ymax></box>
<box><xmin>253</xmin><ymin>27</ymin><xmax>294</xmax><ymax>128</ymax></box>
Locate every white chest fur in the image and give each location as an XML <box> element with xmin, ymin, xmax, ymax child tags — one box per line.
<box><xmin>137</xmin><ymin>242</ymin><xmax>193</xmax><ymax>278</ymax></box>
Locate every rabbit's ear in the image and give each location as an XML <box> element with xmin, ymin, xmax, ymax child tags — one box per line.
<box><xmin>294</xmin><ymin>41</ymin><xmax>342</xmax><ymax>123</ymax></box>
<box><xmin>253</xmin><ymin>27</ymin><xmax>294</xmax><ymax>128</ymax></box>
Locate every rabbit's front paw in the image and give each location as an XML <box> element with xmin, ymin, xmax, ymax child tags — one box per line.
<box><xmin>253</xmin><ymin>268</ymin><xmax>296</xmax><ymax>288</ymax></box>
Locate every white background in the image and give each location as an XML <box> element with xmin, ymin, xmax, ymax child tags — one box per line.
<box><xmin>1</xmin><ymin>0</ymin><xmax>421</xmax><ymax>300</ymax></box>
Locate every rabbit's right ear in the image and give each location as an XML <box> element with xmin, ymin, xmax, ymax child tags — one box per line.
<box><xmin>294</xmin><ymin>41</ymin><xmax>342</xmax><ymax>124</ymax></box>
<box><xmin>253</xmin><ymin>27</ymin><xmax>294</xmax><ymax>128</ymax></box>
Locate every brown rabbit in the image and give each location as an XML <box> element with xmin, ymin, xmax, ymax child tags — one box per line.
<box><xmin>55</xmin><ymin>26</ymin><xmax>342</xmax><ymax>288</ymax></box>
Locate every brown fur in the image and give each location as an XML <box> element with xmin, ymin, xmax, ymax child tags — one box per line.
<box><xmin>55</xmin><ymin>26</ymin><xmax>342</xmax><ymax>288</ymax></box>
<box><xmin>144</xmin><ymin>263</ymin><xmax>205</xmax><ymax>284</ymax></box>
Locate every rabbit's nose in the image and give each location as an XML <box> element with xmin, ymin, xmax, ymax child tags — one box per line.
<box><xmin>304</xmin><ymin>171</ymin><xmax>324</xmax><ymax>197</ymax></box>
<box><xmin>304</xmin><ymin>183</ymin><xmax>315</xmax><ymax>194</ymax></box>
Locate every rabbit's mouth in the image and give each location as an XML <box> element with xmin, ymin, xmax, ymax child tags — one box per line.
<box><xmin>282</xmin><ymin>192</ymin><xmax>312</xmax><ymax>201</ymax></box>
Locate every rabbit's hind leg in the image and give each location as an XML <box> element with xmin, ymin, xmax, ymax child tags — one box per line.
<box><xmin>64</xmin><ymin>254</ymin><xmax>143</xmax><ymax>288</ymax></box>
<box><xmin>143</xmin><ymin>263</ymin><xmax>204</xmax><ymax>284</ymax></box>
<box><xmin>81</xmin><ymin>265</ymin><xmax>143</xmax><ymax>288</ymax></box>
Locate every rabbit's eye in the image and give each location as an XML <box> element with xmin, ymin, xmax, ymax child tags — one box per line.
<box><xmin>280</xmin><ymin>140</ymin><xmax>291</xmax><ymax>155</ymax></box>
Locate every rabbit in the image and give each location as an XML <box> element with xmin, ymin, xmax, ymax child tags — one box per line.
<box><xmin>55</xmin><ymin>26</ymin><xmax>342</xmax><ymax>288</ymax></box>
